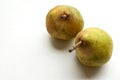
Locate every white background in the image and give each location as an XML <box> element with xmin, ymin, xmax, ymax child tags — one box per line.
<box><xmin>0</xmin><ymin>0</ymin><xmax>120</xmax><ymax>80</ymax></box>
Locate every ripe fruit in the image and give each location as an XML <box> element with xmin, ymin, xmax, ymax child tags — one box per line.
<box><xmin>69</xmin><ymin>27</ymin><xmax>113</xmax><ymax>67</ymax></box>
<box><xmin>46</xmin><ymin>5</ymin><xmax>84</xmax><ymax>40</ymax></box>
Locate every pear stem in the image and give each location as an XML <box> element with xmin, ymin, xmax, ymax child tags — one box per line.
<box><xmin>61</xmin><ymin>14</ymin><xmax>67</xmax><ymax>18</ymax></box>
<box><xmin>60</xmin><ymin>13</ymin><xmax>69</xmax><ymax>20</ymax></box>
<box><xmin>68</xmin><ymin>41</ymin><xmax>82</xmax><ymax>53</ymax></box>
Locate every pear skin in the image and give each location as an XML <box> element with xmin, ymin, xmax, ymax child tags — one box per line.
<box><xmin>70</xmin><ymin>27</ymin><xmax>113</xmax><ymax>67</ymax></box>
<box><xmin>46</xmin><ymin>5</ymin><xmax>84</xmax><ymax>40</ymax></box>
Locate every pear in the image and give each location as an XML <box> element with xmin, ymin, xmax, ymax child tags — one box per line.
<box><xmin>69</xmin><ymin>27</ymin><xmax>113</xmax><ymax>67</ymax></box>
<box><xmin>46</xmin><ymin>5</ymin><xmax>84</xmax><ymax>40</ymax></box>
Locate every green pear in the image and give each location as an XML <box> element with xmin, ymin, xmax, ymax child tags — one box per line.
<box><xmin>46</xmin><ymin>5</ymin><xmax>84</xmax><ymax>40</ymax></box>
<box><xmin>69</xmin><ymin>27</ymin><xmax>113</xmax><ymax>67</ymax></box>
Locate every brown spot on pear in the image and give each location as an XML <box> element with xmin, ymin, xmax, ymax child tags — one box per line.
<box><xmin>69</xmin><ymin>27</ymin><xmax>113</xmax><ymax>67</ymax></box>
<box><xmin>46</xmin><ymin>5</ymin><xmax>84</xmax><ymax>40</ymax></box>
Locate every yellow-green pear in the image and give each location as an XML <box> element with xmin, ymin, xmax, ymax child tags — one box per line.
<box><xmin>46</xmin><ymin>5</ymin><xmax>84</xmax><ymax>40</ymax></box>
<box><xmin>69</xmin><ymin>27</ymin><xmax>113</xmax><ymax>67</ymax></box>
